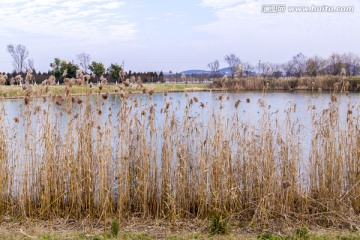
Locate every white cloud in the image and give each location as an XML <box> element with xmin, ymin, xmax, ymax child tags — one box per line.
<box><xmin>0</xmin><ymin>0</ymin><xmax>136</xmax><ymax>42</ymax></box>
<box><xmin>99</xmin><ymin>1</ymin><xmax>125</xmax><ymax>9</ymax></box>
<box><xmin>197</xmin><ymin>0</ymin><xmax>360</xmax><ymax>64</ymax></box>
<box><xmin>202</xmin><ymin>0</ymin><xmax>251</xmax><ymax>9</ymax></box>
<box><xmin>200</xmin><ymin>0</ymin><xmax>360</xmax><ymax>37</ymax></box>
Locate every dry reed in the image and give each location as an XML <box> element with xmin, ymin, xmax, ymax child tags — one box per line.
<box><xmin>0</xmin><ymin>88</ymin><xmax>358</xmax><ymax>229</ymax></box>
<box><xmin>212</xmin><ymin>76</ymin><xmax>360</xmax><ymax>92</ymax></box>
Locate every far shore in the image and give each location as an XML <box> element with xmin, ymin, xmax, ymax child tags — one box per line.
<box><xmin>1</xmin><ymin>76</ymin><xmax>360</xmax><ymax>99</ymax></box>
<box><xmin>0</xmin><ymin>83</ymin><xmax>212</xmax><ymax>99</ymax></box>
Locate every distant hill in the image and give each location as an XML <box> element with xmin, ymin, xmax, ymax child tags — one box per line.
<box><xmin>178</xmin><ymin>67</ymin><xmax>231</xmax><ymax>75</ymax></box>
<box><xmin>218</xmin><ymin>67</ymin><xmax>231</xmax><ymax>75</ymax></box>
<box><xmin>179</xmin><ymin>70</ymin><xmax>209</xmax><ymax>75</ymax></box>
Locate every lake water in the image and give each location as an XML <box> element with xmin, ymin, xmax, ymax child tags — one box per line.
<box><xmin>2</xmin><ymin>90</ymin><xmax>359</xmax><ymax>165</ymax></box>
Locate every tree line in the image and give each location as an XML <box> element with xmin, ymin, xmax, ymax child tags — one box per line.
<box><xmin>209</xmin><ymin>52</ymin><xmax>360</xmax><ymax>79</ymax></box>
<box><xmin>2</xmin><ymin>43</ymin><xmax>359</xmax><ymax>85</ymax></box>
<box><xmin>1</xmin><ymin>44</ymin><xmax>165</xmax><ymax>85</ymax></box>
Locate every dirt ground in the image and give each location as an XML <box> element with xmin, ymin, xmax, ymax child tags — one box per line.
<box><xmin>0</xmin><ymin>217</ymin><xmax>359</xmax><ymax>239</ymax></box>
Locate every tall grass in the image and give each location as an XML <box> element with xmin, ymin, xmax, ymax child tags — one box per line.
<box><xmin>0</xmin><ymin>86</ymin><xmax>359</xmax><ymax>229</ymax></box>
<box><xmin>212</xmin><ymin>76</ymin><xmax>360</xmax><ymax>92</ymax></box>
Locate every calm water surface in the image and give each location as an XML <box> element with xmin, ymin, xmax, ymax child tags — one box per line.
<box><xmin>2</xmin><ymin>91</ymin><xmax>359</xmax><ymax>162</ymax></box>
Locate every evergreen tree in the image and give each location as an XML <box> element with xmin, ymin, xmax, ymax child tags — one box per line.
<box><xmin>159</xmin><ymin>71</ymin><xmax>164</xmax><ymax>83</ymax></box>
<box><xmin>89</xmin><ymin>61</ymin><xmax>105</xmax><ymax>79</ymax></box>
<box><xmin>107</xmin><ymin>63</ymin><xmax>122</xmax><ymax>81</ymax></box>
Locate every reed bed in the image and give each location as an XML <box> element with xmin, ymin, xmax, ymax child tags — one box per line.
<box><xmin>0</xmin><ymin>86</ymin><xmax>359</xmax><ymax>229</ymax></box>
<box><xmin>212</xmin><ymin>76</ymin><xmax>360</xmax><ymax>92</ymax></box>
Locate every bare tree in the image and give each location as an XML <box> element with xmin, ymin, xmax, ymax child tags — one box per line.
<box><xmin>283</xmin><ymin>53</ymin><xmax>307</xmax><ymax>77</ymax></box>
<box><xmin>342</xmin><ymin>52</ymin><xmax>360</xmax><ymax>76</ymax></box>
<box><xmin>268</xmin><ymin>63</ymin><xmax>283</xmax><ymax>78</ymax></box>
<box><xmin>7</xmin><ymin>44</ymin><xmax>29</xmax><ymax>73</ymax></box>
<box><xmin>292</xmin><ymin>53</ymin><xmax>307</xmax><ymax>77</ymax></box>
<box><xmin>283</xmin><ymin>61</ymin><xmax>295</xmax><ymax>77</ymax></box>
<box><xmin>258</xmin><ymin>62</ymin><xmax>276</xmax><ymax>77</ymax></box>
<box><xmin>259</xmin><ymin>62</ymin><xmax>269</xmax><ymax>76</ymax></box>
<box><xmin>356</xmin><ymin>62</ymin><xmax>360</xmax><ymax>76</ymax></box>
<box><xmin>207</xmin><ymin>60</ymin><xmax>220</xmax><ymax>77</ymax></box>
<box><xmin>305</xmin><ymin>56</ymin><xmax>326</xmax><ymax>77</ymax></box>
<box><xmin>327</xmin><ymin>53</ymin><xmax>343</xmax><ymax>75</ymax></box>
<box><xmin>77</xmin><ymin>52</ymin><xmax>91</xmax><ymax>73</ymax></box>
<box><xmin>243</xmin><ymin>62</ymin><xmax>255</xmax><ymax>76</ymax></box>
<box><xmin>224</xmin><ymin>53</ymin><xmax>241</xmax><ymax>79</ymax></box>
<box><xmin>27</xmin><ymin>58</ymin><xmax>35</xmax><ymax>72</ymax></box>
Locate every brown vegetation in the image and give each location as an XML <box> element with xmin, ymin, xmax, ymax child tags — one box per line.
<box><xmin>212</xmin><ymin>76</ymin><xmax>360</xmax><ymax>92</ymax></box>
<box><xmin>0</xmin><ymin>86</ymin><xmax>359</xmax><ymax>230</ymax></box>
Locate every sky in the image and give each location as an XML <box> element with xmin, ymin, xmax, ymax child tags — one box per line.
<box><xmin>0</xmin><ymin>0</ymin><xmax>359</xmax><ymax>73</ymax></box>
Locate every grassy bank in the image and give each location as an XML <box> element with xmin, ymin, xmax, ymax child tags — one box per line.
<box><xmin>211</xmin><ymin>76</ymin><xmax>360</xmax><ymax>92</ymax></box>
<box><xmin>2</xmin><ymin>76</ymin><xmax>360</xmax><ymax>99</ymax></box>
<box><xmin>0</xmin><ymin>83</ymin><xmax>211</xmax><ymax>98</ymax></box>
<box><xmin>0</xmin><ymin>84</ymin><xmax>359</xmax><ymax>231</ymax></box>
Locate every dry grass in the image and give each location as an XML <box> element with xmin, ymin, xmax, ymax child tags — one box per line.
<box><xmin>212</xmin><ymin>76</ymin><xmax>360</xmax><ymax>92</ymax></box>
<box><xmin>0</xmin><ymin>83</ymin><xmax>211</xmax><ymax>98</ymax></box>
<box><xmin>0</xmin><ymin>221</ymin><xmax>359</xmax><ymax>239</ymax></box>
<box><xmin>0</xmin><ymin>83</ymin><xmax>359</xmax><ymax>232</ymax></box>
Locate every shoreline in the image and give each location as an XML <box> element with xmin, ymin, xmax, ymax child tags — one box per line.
<box><xmin>0</xmin><ymin>83</ymin><xmax>212</xmax><ymax>100</ymax></box>
<box><xmin>0</xmin><ymin>83</ymin><xmax>358</xmax><ymax>100</ymax></box>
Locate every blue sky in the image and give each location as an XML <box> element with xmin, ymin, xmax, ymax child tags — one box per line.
<box><xmin>0</xmin><ymin>0</ymin><xmax>359</xmax><ymax>73</ymax></box>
